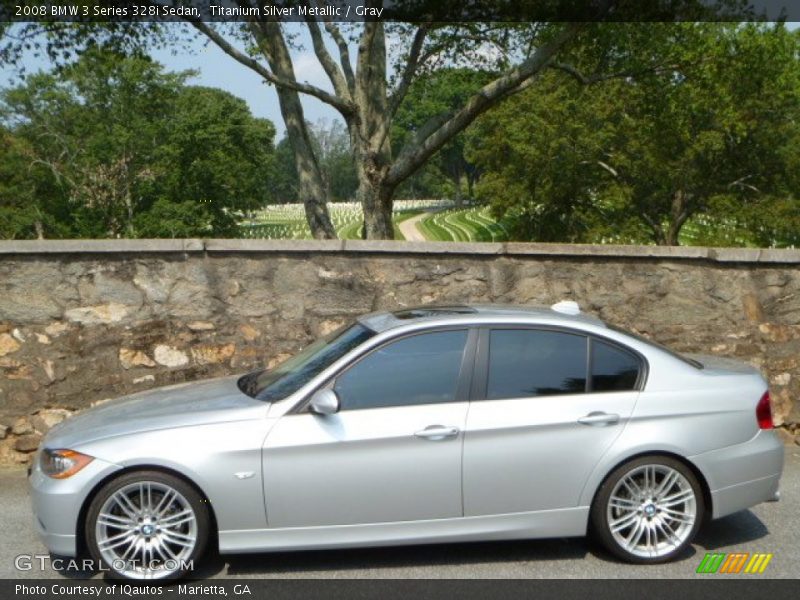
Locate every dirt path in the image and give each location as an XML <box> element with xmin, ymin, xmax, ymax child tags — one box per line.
<box><xmin>398</xmin><ymin>212</ymin><xmax>430</xmax><ymax>241</ymax></box>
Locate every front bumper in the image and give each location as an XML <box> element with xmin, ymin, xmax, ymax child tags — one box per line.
<box><xmin>690</xmin><ymin>429</ymin><xmax>784</xmax><ymax>519</ymax></box>
<box><xmin>28</xmin><ymin>452</ymin><xmax>121</xmax><ymax>557</ymax></box>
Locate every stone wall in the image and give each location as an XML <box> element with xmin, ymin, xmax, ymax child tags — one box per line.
<box><xmin>1</xmin><ymin>239</ymin><xmax>799</xmax><ymax>464</ymax></box>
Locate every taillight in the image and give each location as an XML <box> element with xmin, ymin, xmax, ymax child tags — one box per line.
<box><xmin>756</xmin><ymin>391</ymin><xmax>774</xmax><ymax>430</ymax></box>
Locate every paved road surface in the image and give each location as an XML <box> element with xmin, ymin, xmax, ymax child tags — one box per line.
<box><xmin>398</xmin><ymin>212</ymin><xmax>429</xmax><ymax>242</ymax></box>
<box><xmin>2</xmin><ymin>447</ymin><xmax>798</xmax><ymax>579</ymax></box>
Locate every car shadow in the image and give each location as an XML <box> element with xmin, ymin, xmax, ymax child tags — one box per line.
<box><xmin>51</xmin><ymin>509</ymin><xmax>770</xmax><ymax>580</ymax></box>
<box><xmin>195</xmin><ymin>509</ymin><xmax>770</xmax><ymax>578</ymax></box>
<box><xmin>195</xmin><ymin>537</ymin><xmax>590</xmax><ymax>578</ymax></box>
<box><xmin>694</xmin><ymin>509</ymin><xmax>770</xmax><ymax>550</ymax></box>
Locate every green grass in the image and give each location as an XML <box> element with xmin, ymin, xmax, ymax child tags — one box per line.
<box><xmin>240</xmin><ymin>202</ymin><xmax>446</xmax><ymax>241</ymax></box>
<box><xmin>240</xmin><ymin>199</ymin><xmax>795</xmax><ymax>248</ymax></box>
<box><xmin>417</xmin><ymin>207</ymin><xmax>511</xmax><ymax>242</ymax></box>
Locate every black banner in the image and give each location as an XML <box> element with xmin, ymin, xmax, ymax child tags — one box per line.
<box><xmin>4</xmin><ymin>579</ymin><xmax>800</xmax><ymax>600</ymax></box>
<box><xmin>0</xmin><ymin>0</ymin><xmax>796</xmax><ymax>23</ymax></box>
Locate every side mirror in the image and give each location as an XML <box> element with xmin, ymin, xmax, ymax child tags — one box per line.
<box><xmin>308</xmin><ymin>389</ymin><xmax>340</xmax><ymax>415</ymax></box>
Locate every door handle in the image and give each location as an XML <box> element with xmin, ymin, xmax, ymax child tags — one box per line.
<box><xmin>578</xmin><ymin>412</ymin><xmax>620</xmax><ymax>426</ymax></box>
<box><xmin>414</xmin><ymin>425</ymin><xmax>460</xmax><ymax>440</ymax></box>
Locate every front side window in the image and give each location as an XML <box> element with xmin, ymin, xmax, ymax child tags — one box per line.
<box><xmin>334</xmin><ymin>330</ymin><xmax>468</xmax><ymax>410</ymax></box>
<box><xmin>487</xmin><ymin>329</ymin><xmax>588</xmax><ymax>399</ymax></box>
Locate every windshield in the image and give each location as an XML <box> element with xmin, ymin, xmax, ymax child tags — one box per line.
<box><xmin>238</xmin><ymin>322</ymin><xmax>376</xmax><ymax>402</ymax></box>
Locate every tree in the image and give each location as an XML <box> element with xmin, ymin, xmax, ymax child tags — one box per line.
<box><xmin>152</xmin><ymin>85</ymin><xmax>276</xmax><ymax>235</ymax></box>
<box><xmin>469</xmin><ymin>23</ymin><xmax>800</xmax><ymax>245</ymax></box>
<box><xmin>2</xmin><ymin>8</ymin><xmax>592</xmax><ymax>238</ymax></box>
<box><xmin>2</xmin><ymin>2</ymin><xmax>761</xmax><ymax>240</ymax></box>
<box><xmin>393</xmin><ymin>68</ymin><xmax>491</xmax><ymax>204</ymax></box>
<box><xmin>270</xmin><ymin>136</ymin><xmax>300</xmax><ymax>204</ymax></box>
<box><xmin>270</xmin><ymin>120</ymin><xmax>358</xmax><ymax>204</ymax></box>
<box><xmin>0</xmin><ymin>127</ymin><xmax>55</xmax><ymax>239</ymax></box>
<box><xmin>1</xmin><ymin>49</ymin><xmax>277</xmax><ymax>238</ymax></box>
<box><xmin>309</xmin><ymin>119</ymin><xmax>359</xmax><ymax>202</ymax></box>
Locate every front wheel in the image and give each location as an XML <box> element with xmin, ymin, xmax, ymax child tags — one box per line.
<box><xmin>590</xmin><ymin>456</ymin><xmax>704</xmax><ymax>563</ymax></box>
<box><xmin>85</xmin><ymin>470</ymin><xmax>210</xmax><ymax>580</ymax></box>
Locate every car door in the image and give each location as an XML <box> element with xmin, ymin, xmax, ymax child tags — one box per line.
<box><xmin>462</xmin><ymin>327</ymin><xmax>642</xmax><ymax>516</ymax></box>
<box><xmin>262</xmin><ymin>328</ymin><xmax>476</xmax><ymax>528</ymax></box>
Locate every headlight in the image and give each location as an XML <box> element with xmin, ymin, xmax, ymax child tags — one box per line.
<box><xmin>40</xmin><ymin>449</ymin><xmax>94</xmax><ymax>479</ymax></box>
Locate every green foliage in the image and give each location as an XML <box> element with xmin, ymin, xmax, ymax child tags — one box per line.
<box><xmin>0</xmin><ymin>48</ymin><xmax>276</xmax><ymax>239</ymax></box>
<box><xmin>152</xmin><ymin>86</ymin><xmax>276</xmax><ymax>235</ymax></box>
<box><xmin>468</xmin><ymin>23</ymin><xmax>800</xmax><ymax>246</ymax></box>
<box><xmin>133</xmin><ymin>198</ymin><xmax>213</xmax><ymax>238</ymax></box>
<box><xmin>393</xmin><ymin>68</ymin><xmax>491</xmax><ymax>201</ymax></box>
<box><xmin>270</xmin><ymin>137</ymin><xmax>300</xmax><ymax>204</ymax></box>
<box><xmin>271</xmin><ymin>119</ymin><xmax>358</xmax><ymax>204</ymax></box>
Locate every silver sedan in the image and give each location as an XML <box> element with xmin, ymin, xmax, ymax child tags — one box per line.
<box><xmin>29</xmin><ymin>303</ymin><xmax>784</xmax><ymax>580</ymax></box>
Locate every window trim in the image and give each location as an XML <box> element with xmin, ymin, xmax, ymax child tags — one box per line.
<box><xmin>292</xmin><ymin>326</ymin><xmax>479</xmax><ymax>414</ymax></box>
<box><xmin>472</xmin><ymin>325</ymin><xmax>648</xmax><ymax>402</ymax></box>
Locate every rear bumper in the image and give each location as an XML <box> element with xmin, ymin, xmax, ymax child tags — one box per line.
<box><xmin>690</xmin><ymin>429</ymin><xmax>784</xmax><ymax>519</ymax></box>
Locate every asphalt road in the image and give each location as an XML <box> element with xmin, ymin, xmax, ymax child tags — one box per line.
<box><xmin>2</xmin><ymin>447</ymin><xmax>798</xmax><ymax>580</ymax></box>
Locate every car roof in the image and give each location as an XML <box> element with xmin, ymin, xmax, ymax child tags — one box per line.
<box><xmin>358</xmin><ymin>303</ymin><xmax>606</xmax><ymax>333</ymax></box>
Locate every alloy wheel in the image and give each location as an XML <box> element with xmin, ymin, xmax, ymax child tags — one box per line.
<box><xmin>605</xmin><ymin>464</ymin><xmax>697</xmax><ymax>559</ymax></box>
<box><xmin>94</xmin><ymin>481</ymin><xmax>198</xmax><ymax>580</ymax></box>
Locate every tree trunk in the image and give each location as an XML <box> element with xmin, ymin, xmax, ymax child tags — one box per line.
<box><xmin>665</xmin><ymin>190</ymin><xmax>691</xmax><ymax>246</ymax></box>
<box><xmin>359</xmin><ymin>178</ymin><xmax>394</xmax><ymax>239</ymax></box>
<box><xmin>277</xmin><ymin>87</ymin><xmax>337</xmax><ymax>239</ymax></box>
<box><xmin>351</xmin><ymin>21</ymin><xmax>396</xmax><ymax>240</ymax></box>
<box><xmin>254</xmin><ymin>23</ymin><xmax>336</xmax><ymax>240</ymax></box>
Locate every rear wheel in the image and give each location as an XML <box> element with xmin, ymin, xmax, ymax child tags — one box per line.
<box><xmin>85</xmin><ymin>471</ymin><xmax>209</xmax><ymax>580</ymax></box>
<box><xmin>590</xmin><ymin>456</ymin><xmax>704</xmax><ymax>563</ymax></box>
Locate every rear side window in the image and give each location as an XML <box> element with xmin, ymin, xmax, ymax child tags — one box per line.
<box><xmin>487</xmin><ymin>329</ymin><xmax>588</xmax><ymax>399</ymax></box>
<box><xmin>591</xmin><ymin>340</ymin><xmax>640</xmax><ymax>392</ymax></box>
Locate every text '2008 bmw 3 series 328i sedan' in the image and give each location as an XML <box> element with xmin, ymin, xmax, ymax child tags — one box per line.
<box><xmin>30</xmin><ymin>302</ymin><xmax>784</xmax><ymax>580</ymax></box>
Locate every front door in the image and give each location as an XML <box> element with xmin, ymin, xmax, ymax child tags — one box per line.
<box><xmin>263</xmin><ymin>328</ymin><xmax>474</xmax><ymax>528</ymax></box>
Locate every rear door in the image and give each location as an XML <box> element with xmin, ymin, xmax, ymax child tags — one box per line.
<box><xmin>462</xmin><ymin>327</ymin><xmax>642</xmax><ymax>516</ymax></box>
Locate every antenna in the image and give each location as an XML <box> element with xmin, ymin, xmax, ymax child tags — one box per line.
<box><xmin>551</xmin><ymin>300</ymin><xmax>581</xmax><ymax>316</ymax></box>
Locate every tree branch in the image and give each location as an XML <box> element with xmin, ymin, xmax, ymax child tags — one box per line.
<box><xmin>367</xmin><ymin>25</ymin><xmax>431</xmax><ymax>153</ymax></box>
<box><xmin>186</xmin><ymin>20</ymin><xmax>354</xmax><ymax>115</ymax></box>
<box><xmin>304</xmin><ymin>17</ymin><xmax>352</xmax><ymax>102</ymax></box>
<box><xmin>388</xmin><ymin>25</ymin><xmax>429</xmax><ymax>118</ymax></box>
<box><xmin>387</xmin><ymin>24</ymin><xmax>582</xmax><ymax>187</ymax></box>
<box><xmin>549</xmin><ymin>60</ymin><xmax>685</xmax><ymax>85</ymax></box>
<box><xmin>322</xmin><ymin>21</ymin><xmax>356</xmax><ymax>94</ymax></box>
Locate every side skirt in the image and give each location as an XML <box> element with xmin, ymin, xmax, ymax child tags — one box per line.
<box><xmin>218</xmin><ymin>507</ymin><xmax>590</xmax><ymax>554</ymax></box>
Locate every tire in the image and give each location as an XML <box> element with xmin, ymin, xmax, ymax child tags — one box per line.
<box><xmin>85</xmin><ymin>470</ymin><xmax>210</xmax><ymax>581</ymax></box>
<box><xmin>590</xmin><ymin>455</ymin><xmax>704</xmax><ymax>564</ymax></box>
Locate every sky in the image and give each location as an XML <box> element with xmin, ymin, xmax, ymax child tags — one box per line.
<box><xmin>3</xmin><ymin>22</ymin><xmax>798</xmax><ymax>140</ymax></box>
<box><xmin>0</xmin><ymin>24</ymin><xmax>343</xmax><ymax>138</ymax></box>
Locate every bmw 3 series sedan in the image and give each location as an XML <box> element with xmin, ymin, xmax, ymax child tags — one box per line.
<box><xmin>30</xmin><ymin>303</ymin><xmax>784</xmax><ymax>580</ymax></box>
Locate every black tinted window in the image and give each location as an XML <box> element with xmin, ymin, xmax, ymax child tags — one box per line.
<box><xmin>487</xmin><ymin>330</ymin><xmax>587</xmax><ymax>399</ymax></box>
<box><xmin>591</xmin><ymin>340</ymin><xmax>640</xmax><ymax>392</ymax></box>
<box><xmin>334</xmin><ymin>330</ymin><xmax>468</xmax><ymax>410</ymax></box>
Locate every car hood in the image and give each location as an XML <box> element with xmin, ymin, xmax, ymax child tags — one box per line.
<box><xmin>44</xmin><ymin>375</ymin><xmax>267</xmax><ymax>450</ymax></box>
